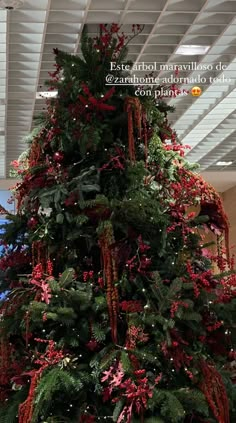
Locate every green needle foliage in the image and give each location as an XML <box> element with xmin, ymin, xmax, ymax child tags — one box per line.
<box><xmin>0</xmin><ymin>24</ymin><xmax>235</xmax><ymax>423</ymax></box>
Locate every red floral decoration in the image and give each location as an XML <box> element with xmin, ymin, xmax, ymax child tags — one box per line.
<box><xmin>0</xmin><ymin>247</ymin><xmax>29</xmax><ymax>273</ymax></box>
<box><xmin>78</xmin><ymin>83</ymin><xmax>116</xmax><ymax>113</ymax></box>
<box><xmin>199</xmin><ymin>360</ymin><xmax>230</xmax><ymax>423</ymax></box>
<box><xmin>29</xmin><ymin>262</ymin><xmax>53</xmax><ymax>305</ymax></box>
<box><xmin>18</xmin><ymin>339</ymin><xmax>65</xmax><ymax>423</ymax></box>
<box><xmin>101</xmin><ymin>361</ymin><xmax>161</xmax><ymax>423</ymax></box>
<box><xmin>124</xmin><ymin>97</ymin><xmax>142</xmax><ymax>163</ymax></box>
<box><xmin>99</xmin><ymin>224</ymin><xmax>119</xmax><ymax>343</ymax></box>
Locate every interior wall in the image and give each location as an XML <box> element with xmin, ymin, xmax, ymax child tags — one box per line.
<box><xmin>0</xmin><ymin>179</ymin><xmax>18</xmax><ymax>190</ymax></box>
<box><xmin>0</xmin><ymin>180</ymin><xmax>17</xmax><ymax>214</ymax></box>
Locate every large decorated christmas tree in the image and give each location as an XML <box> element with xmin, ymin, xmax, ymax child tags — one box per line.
<box><xmin>0</xmin><ymin>24</ymin><xmax>235</xmax><ymax>423</ymax></box>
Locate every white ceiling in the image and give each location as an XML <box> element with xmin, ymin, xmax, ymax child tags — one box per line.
<box><xmin>0</xmin><ymin>0</ymin><xmax>236</xmax><ymax>191</ymax></box>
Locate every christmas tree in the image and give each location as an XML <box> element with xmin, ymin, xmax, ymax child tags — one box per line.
<box><xmin>0</xmin><ymin>24</ymin><xmax>236</xmax><ymax>423</ymax></box>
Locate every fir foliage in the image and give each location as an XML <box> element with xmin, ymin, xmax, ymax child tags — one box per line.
<box><xmin>0</xmin><ymin>23</ymin><xmax>235</xmax><ymax>423</ymax></box>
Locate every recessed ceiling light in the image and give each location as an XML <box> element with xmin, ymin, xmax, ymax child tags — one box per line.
<box><xmin>36</xmin><ymin>91</ymin><xmax>58</xmax><ymax>99</ymax></box>
<box><xmin>175</xmin><ymin>45</ymin><xmax>210</xmax><ymax>55</ymax></box>
<box><xmin>216</xmin><ymin>161</ymin><xmax>233</xmax><ymax>166</ymax></box>
<box><xmin>0</xmin><ymin>0</ymin><xmax>25</xmax><ymax>9</ymax></box>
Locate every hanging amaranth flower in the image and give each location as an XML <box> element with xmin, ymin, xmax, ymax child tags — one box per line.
<box><xmin>79</xmin><ymin>83</ymin><xmax>116</xmax><ymax>113</ymax></box>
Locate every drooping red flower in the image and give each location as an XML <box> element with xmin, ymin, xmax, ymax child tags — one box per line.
<box><xmin>86</xmin><ymin>339</ymin><xmax>99</xmax><ymax>351</ymax></box>
<box><xmin>80</xmin><ymin>414</ymin><xmax>96</xmax><ymax>423</ymax></box>
<box><xmin>120</xmin><ymin>300</ymin><xmax>143</xmax><ymax>313</ymax></box>
<box><xmin>78</xmin><ymin>83</ymin><xmax>116</xmax><ymax>113</ymax></box>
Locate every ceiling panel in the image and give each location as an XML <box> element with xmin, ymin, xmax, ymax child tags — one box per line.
<box><xmin>0</xmin><ymin>0</ymin><xmax>235</xmax><ymax>188</ymax></box>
